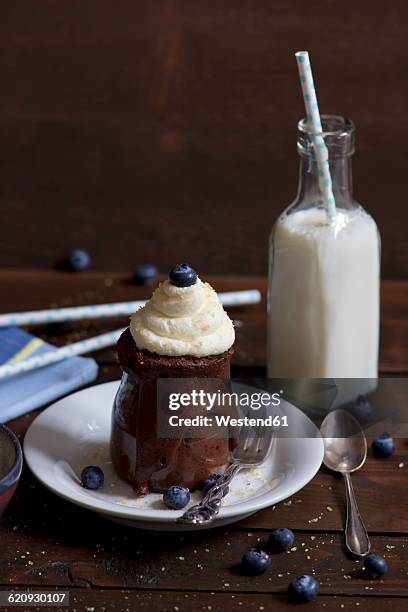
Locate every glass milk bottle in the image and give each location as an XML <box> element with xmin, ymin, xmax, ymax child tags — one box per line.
<box><xmin>267</xmin><ymin>115</ymin><xmax>380</xmax><ymax>378</ymax></box>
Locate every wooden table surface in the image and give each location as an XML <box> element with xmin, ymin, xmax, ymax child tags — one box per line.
<box><xmin>1</xmin><ymin>270</ymin><xmax>407</xmax><ymax>612</ymax></box>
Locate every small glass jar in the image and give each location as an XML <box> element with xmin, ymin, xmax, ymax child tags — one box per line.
<box><xmin>267</xmin><ymin>115</ymin><xmax>381</xmax><ymax>379</ymax></box>
<box><xmin>110</xmin><ymin>330</ymin><xmax>236</xmax><ymax>495</ymax></box>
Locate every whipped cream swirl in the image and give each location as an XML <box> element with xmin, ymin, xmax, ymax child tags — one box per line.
<box><xmin>130</xmin><ymin>279</ymin><xmax>235</xmax><ymax>357</ymax></box>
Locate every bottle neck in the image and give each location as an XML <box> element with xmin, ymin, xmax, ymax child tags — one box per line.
<box><xmin>296</xmin><ymin>154</ymin><xmax>354</xmax><ymax>208</ymax></box>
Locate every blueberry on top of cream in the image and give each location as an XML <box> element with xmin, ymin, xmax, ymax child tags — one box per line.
<box><xmin>169</xmin><ymin>263</ymin><xmax>197</xmax><ymax>287</ymax></box>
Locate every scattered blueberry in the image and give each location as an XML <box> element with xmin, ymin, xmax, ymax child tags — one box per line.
<box><xmin>352</xmin><ymin>395</ymin><xmax>374</xmax><ymax>422</ymax></box>
<box><xmin>133</xmin><ymin>263</ymin><xmax>158</xmax><ymax>286</ymax></box>
<box><xmin>169</xmin><ymin>263</ymin><xmax>197</xmax><ymax>288</ymax></box>
<box><xmin>372</xmin><ymin>433</ymin><xmax>396</xmax><ymax>458</ymax></box>
<box><xmin>241</xmin><ymin>548</ymin><xmax>271</xmax><ymax>575</ymax></box>
<box><xmin>67</xmin><ymin>249</ymin><xmax>91</xmax><ymax>271</ymax></box>
<box><xmin>202</xmin><ymin>474</ymin><xmax>229</xmax><ymax>497</ymax></box>
<box><xmin>268</xmin><ymin>528</ymin><xmax>295</xmax><ymax>553</ymax></box>
<box><xmin>364</xmin><ymin>553</ymin><xmax>388</xmax><ymax>579</ymax></box>
<box><xmin>288</xmin><ymin>575</ymin><xmax>320</xmax><ymax>603</ymax></box>
<box><xmin>81</xmin><ymin>466</ymin><xmax>104</xmax><ymax>490</ymax></box>
<box><xmin>163</xmin><ymin>485</ymin><xmax>190</xmax><ymax>510</ymax></box>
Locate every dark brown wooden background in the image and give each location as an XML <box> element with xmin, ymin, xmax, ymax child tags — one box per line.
<box><xmin>1</xmin><ymin>1</ymin><xmax>407</xmax><ymax>277</ymax></box>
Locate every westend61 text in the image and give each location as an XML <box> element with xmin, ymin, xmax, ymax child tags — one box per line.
<box><xmin>168</xmin><ymin>414</ymin><xmax>289</xmax><ymax>428</ymax></box>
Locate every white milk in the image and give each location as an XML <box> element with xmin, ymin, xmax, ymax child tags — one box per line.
<box><xmin>267</xmin><ymin>207</ymin><xmax>380</xmax><ymax>378</ymax></box>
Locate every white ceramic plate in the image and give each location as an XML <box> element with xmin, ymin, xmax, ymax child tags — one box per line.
<box><xmin>24</xmin><ymin>381</ymin><xmax>324</xmax><ymax>530</ymax></box>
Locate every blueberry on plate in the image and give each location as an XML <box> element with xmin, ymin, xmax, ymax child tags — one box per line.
<box><xmin>202</xmin><ymin>474</ymin><xmax>229</xmax><ymax>496</ymax></box>
<box><xmin>268</xmin><ymin>528</ymin><xmax>295</xmax><ymax>553</ymax></box>
<box><xmin>169</xmin><ymin>264</ymin><xmax>197</xmax><ymax>287</ymax></box>
<box><xmin>241</xmin><ymin>548</ymin><xmax>271</xmax><ymax>575</ymax></box>
<box><xmin>67</xmin><ymin>249</ymin><xmax>91</xmax><ymax>272</ymax></box>
<box><xmin>372</xmin><ymin>433</ymin><xmax>396</xmax><ymax>458</ymax></box>
<box><xmin>133</xmin><ymin>263</ymin><xmax>158</xmax><ymax>286</ymax></box>
<box><xmin>364</xmin><ymin>553</ymin><xmax>388</xmax><ymax>579</ymax></box>
<box><xmin>163</xmin><ymin>485</ymin><xmax>191</xmax><ymax>510</ymax></box>
<box><xmin>81</xmin><ymin>466</ymin><xmax>104</xmax><ymax>490</ymax></box>
<box><xmin>288</xmin><ymin>575</ymin><xmax>320</xmax><ymax>603</ymax></box>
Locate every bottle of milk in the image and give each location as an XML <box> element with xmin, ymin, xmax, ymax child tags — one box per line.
<box><xmin>267</xmin><ymin>115</ymin><xmax>380</xmax><ymax>378</ymax></box>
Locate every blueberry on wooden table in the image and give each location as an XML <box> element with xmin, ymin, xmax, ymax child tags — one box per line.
<box><xmin>67</xmin><ymin>249</ymin><xmax>91</xmax><ymax>271</ymax></box>
<box><xmin>241</xmin><ymin>548</ymin><xmax>271</xmax><ymax>575</ymax></box>
<box><xmin>372</xmin><ymin>433</ymin><xmax>395</xmax><ymax>458</ymax></box>
<box><xmin>133</xmin><ymin>264</ymin><xmax>158</xmax><ymax>286</ymax></box>
<box><xmin>81</xmin><ymin>466</ymin><xmax>104</xmax><ymax>490</ymax></box>
<box><xmin>288</xmin><ymin>575</ymin><xmax>320</xmax><ymax>603</ymax></box>
<box><xmin>352</xmin><ymin>395</ymin><xmax>374</xmax><ymax>422</ymax></box>
<box><xmin>364</xmin><ymin>553</ymin><xmax>388</xmax><ymax>579</ymax></box>
<box><xmin>268</xmin><ymin>527</ymin><xmax>295</xmax><ymax>553</ymax></box>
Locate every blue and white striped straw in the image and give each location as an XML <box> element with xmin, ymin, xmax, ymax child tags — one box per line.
<box><xmin>0</xmin><ymin>290</ymin><xmax>261</xmax><ymax>329</ymax></box>
<box><xmin>295</xmin><ymin>51</ymin><xmax>336</xmax><ymax>221</ymax></box>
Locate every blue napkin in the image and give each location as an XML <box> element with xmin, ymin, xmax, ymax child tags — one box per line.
<box><xmin>0</xmin><ymin>327</ymin><xmax>98</xmax><ymax>422</ymax></box>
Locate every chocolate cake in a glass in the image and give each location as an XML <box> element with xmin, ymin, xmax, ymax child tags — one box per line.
<box><xmin>110</xmin><ymin>264</ymin><xmax>236</xmax><ymax>495</ymax></box>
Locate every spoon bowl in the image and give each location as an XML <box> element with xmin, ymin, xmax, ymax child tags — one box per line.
<box><xmin>321</xmin><ymin>409</ymin><xmax>367</xmax><ymax>473</ymax></box>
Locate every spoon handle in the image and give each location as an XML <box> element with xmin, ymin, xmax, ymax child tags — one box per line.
<box><xmin>343</xmin><ymin>472</ymin><xmax>371</xmax><ymax>557</ymax></box>
<box><xmin>178</xmin><ymin>463</ymin><xmax>241</xmax><ymax>525</ymax></box>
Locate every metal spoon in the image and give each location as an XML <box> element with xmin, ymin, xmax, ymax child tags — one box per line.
<box><xmin>320</xmin><ymin>409</ymin><xmax>370</xmax><ymax>557</ymax></box>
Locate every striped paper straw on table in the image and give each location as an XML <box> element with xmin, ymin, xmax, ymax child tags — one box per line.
<box><xmin>0</xmin><ymin>289</ymin><xmax>261</xmax><ymax>329</ymax></box>
<box><xmin>295</xmin><ymin>51</ymin><xmax>336</xmax><ymax>221</ymax></box>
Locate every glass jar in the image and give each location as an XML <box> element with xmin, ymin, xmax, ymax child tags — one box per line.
<box><xmin>110</xmin><ymin>330</ymin><xmax>236</xmax><ymax>495</ymax></box>
<box><xmin>267</xmin><ymin>115</ymin><xmax>381</xmax><ymax>379</ymax></box>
